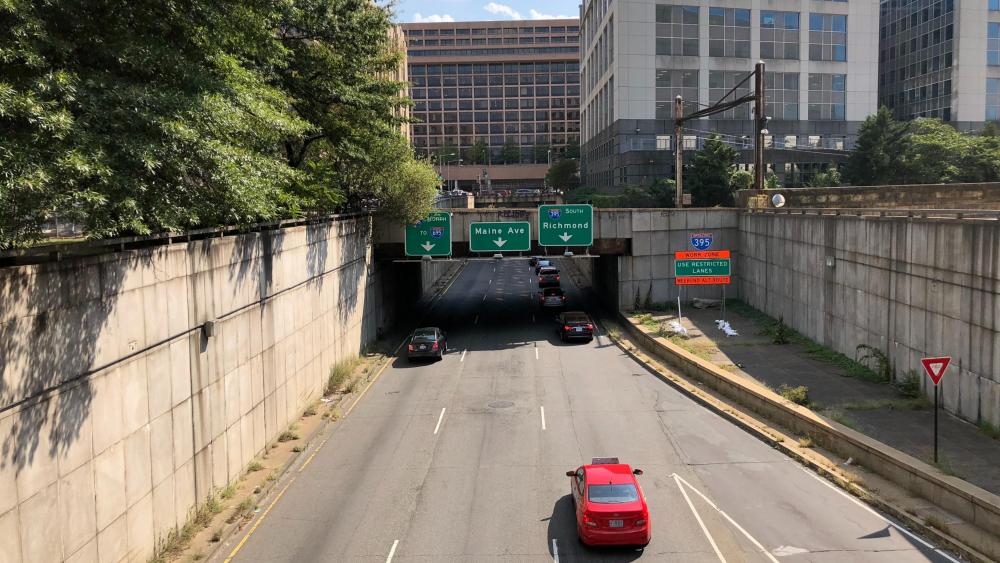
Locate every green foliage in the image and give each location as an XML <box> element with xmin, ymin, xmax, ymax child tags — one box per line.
<box><xmin>566</xmin><ymin>179</ymin><xmax>675</xmax><ymax>208</ymax></box>
<box><xmin>729</xmin><ymin>169</ymin><xmax>754</xmax><ymax>191</ymax></box>
<box><xmin>688</xmin><ymin>135</ymin><xmax>739</xmax><ymax>207</ymax></box>
<box><xmin>807</xmin><ymin>167</ymin><xmax>842</xmax><ymax>188</ymax></box>
<box><xmin>894</xmin><ymin>370</ymin><xmax>922</xmax><ymax>398</ymax></box>
<box><xmin>545</xmin><ymin>159</ymin><xmax>579</xmax><ymax>191</ymax></box>
<box><xmin>767</xmin><ymin>315</ymin><xmax>791</xmax><ymax>344</ymax></box>
<box><xmin>855</xmin><ymin>344</ymin><xmax>892</xmax><ymax>383</ymax></box>
<box><xmin>563</xmin><ymin>140</ymin><xmax>581</xmax><ymax>159</ymax></box>
<box><xmin>466</xmin><ymin>138</ymin><xmax>488</xmax><ymax>165</ymax></box>
<box><xmin>764</xmin><ymin>172</ymin><xmax>781</xmax><ymax>190</ymax></box>
<box><xmin>500</xmin><ymin>138</ymin><xmax>520</xmax><ymax>164</ymax></box>
<box><xmin>0</xmin><ymin>0</ymin><xmax>433</xmax><ymax>248</ymax></box>
<box><xmin>778</xmin><ymin>385</ymin><xmax>810</xmax><ymax>406</ymax></box>
<box><xmin>843</xmin><ymin>107</ymin><xmax>911</xmax><ymax>186</ymax></box>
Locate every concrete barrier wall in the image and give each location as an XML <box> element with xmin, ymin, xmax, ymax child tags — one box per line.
<box><xmin>736</xmin><ymin>182</ymin><xmax>1000</xmax><ymax>209</ymax></box>
<box><xmin>0</xmin><ymin>216</ymin><xmax>393</xmax><ymax>562</ymax></box>
<box><xmin>739</xmin><ymin>212</ymin><xmax>1000</xmax><ymax>427</ymax></box>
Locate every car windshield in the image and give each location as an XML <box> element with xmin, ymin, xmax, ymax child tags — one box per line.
<box><xmin>588</xmin><ymin>484</ymin><xmax>639</xmax><ymax>504</ymax></box>
<box><xmin>538</xmin><ymin>260</ymin><xmax>550</xmax><ymax>266</ymax></box>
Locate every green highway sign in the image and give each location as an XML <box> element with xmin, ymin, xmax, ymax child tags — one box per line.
<box><xmin>405</xmin><ymin>212</ymin><xmax>452</xmax><ymax>257</ymax></box>
<box><xmin>469</xmin><ymin>221</ymin><xmax>531</xmax><ymax>252</ymax></box>
<box><xmin>674</xmin><ymin>250</ymin><xmax>731</xmax><ymax>285</ymax></box>
<box><xmin>674</xmin><ymin>259</ymin><xmax>731</xmax><ymax>277</ymax></box>
<box><xmin>538</xmin><ymin>204</ymin><xmax>593</xmax><ymax>246</ymax></box>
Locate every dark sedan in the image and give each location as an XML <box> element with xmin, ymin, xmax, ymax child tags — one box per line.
<box><xmin>406</xmin><ymin>327</ymin><xmax>447</xmax><ymax>361</ymax></box>
<box><xmin>538</xmin><ymin>267</ymin><xmax>560</xmax><ymax>287</ymax></box>
<box><xmin>557</xmin><ymin>312</ymin><xmax>594</xmax><ymax>342</ymax></box>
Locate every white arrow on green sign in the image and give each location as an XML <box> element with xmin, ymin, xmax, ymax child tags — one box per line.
<box><xmin>469</xmin><ymin>221</ymin><xmax>531</xmax><ymax>252</ymax></box>
<box><xmin>538</xmin><ymin>204</ymin><xmax>593</xmax><ymax>247</ymax></box>
<box><xmin>405</xmin><ymin>212</ymin><xmax>452</xmax><ymax>257</ymax></box>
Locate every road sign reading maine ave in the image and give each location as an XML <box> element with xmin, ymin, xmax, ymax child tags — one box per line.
<box><xmin>538</xmin><ymin>204</ymin><xmax>593</xmax><ymax>246</ymax></box>
<box><xmin>674</xmin><ymin>250</ymin><xmax>731</xmax><ymax>285</ymax></box>
<box><xmin>405</xmin><ymin>212</ymin><xmax>452</xmax><ymax>256</ymax></box>
<box><xmin>469</xmin><ymin>221</ymin><xmax>531</xmax><ymax>252</ymax></box>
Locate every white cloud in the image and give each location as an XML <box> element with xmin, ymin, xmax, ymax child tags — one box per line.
<box><xmin>483</xmin><ymin>2</ymin><xmax>523</xmax><ymax>19</ymax></box>
<box><xmin>529</xmin><ymin>9</ymin><xmax>575</xmax><ymax>19</ymax></box>
<box><xmin>413</xmin><ymin>12</ymin><xmax>455</xmax><ymax>22</ymax></box>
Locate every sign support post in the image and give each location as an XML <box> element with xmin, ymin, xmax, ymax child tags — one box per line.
<box><xmin>920</xmin><ymin>356</ymin><xmax>951</xmax><ymax>464</ymax></box>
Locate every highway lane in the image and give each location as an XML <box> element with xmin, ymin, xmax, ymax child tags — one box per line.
<box><xmin>226</xmin><ymin>258</ymin><xmax>958</xmax><ymax>562</ymax></box>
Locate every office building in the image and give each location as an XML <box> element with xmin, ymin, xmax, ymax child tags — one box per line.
<box><xmin>579</xmin><ymin>0</ymin><xmax>879</xmax><ymax>189</ymax></box>
<box><xmin>389</xmin><ymin>25</ymin><xmax>412</xmax><ymax>140</ymax></box>
<box><xmin>878</xmin><ymin>0</ymin><xmax>1000</xmax><ymax>127</ymax></box>
<box><xmin>401</xmin><ymin>20</ymin><xmax>581</xmax><ymax>191</ymax></box>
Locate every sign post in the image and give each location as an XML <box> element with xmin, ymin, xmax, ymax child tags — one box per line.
<box><xmin>920</xmin><ymin>356</ymin><xmax>951</xmax><ymax>463</ymax></box>
<box><xmin>469</xmin><ymin>221</ymin><xmax>531</xmax><ymax>253</ymax></box>
<box><xmin>405</xmin><ymin>212</ymin><xmax>452</xmax><ymax>257</ymax></box>
<box><xmin>538</xmin><ymin>204</ymin><xmax>593</xmax><ymax>247</ymax></box>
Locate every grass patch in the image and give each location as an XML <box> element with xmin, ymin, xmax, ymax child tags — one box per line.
<box><xmin>220</xmin><ymin>483</ymin><xmax>237</xmax><ymax>500</ymax></box>
<box><xmin>842</xmin><ymin>398</ymin><xmax>930</xmax><ymax>411</ymax></box>
<box><xmin>798</xmin><ymin>436</ymin><xmax>815</xmax><ymax>448</ymax></box>
<box><xmin>292</xmin><ymin>445</ymin><xmax>303</xmax><ymax>453</ymax></box>
<box><xmin>778</xmin><ymin>384</ymin><xmax>810</xmax><ymax>406</ymax></box>
<box><xmin>227</xmin><ymin>498</ymin><xmax>257</xmax><ymax>524</ymax></box>
<box><xmin>822</xmin><ymin>409</ymin><xmax>859</xmax><ymax>430</ymax></box>
<box><xmin>303</xmin><ymin>405</ymin><xmax>317</xmax><ymax>417</ymax></box>
<box><xmin>894</xmin><ymin>370</ymin><xmax>922</xmax><ymax>398</ymax></box>
<box><xmin>266</xmin><ymin>472</ymin><xmax>278</xmax><ymax>482</ymax></box>
<box><xmin>277</xmin><ymin>431</ymin><xmax>299</xmax><ymax>443</ymax></box>
<box><xmin>325</xmin><ymin>357</ymin><xmax>361</xmax><ymax>395</ymax></box>
<box><xmin>607</xmin><ymin>327</ymin><xmax>621</xmax><ymax>340</ymax></box>
<box><xmin>343</xmin><ymin>378</ymin><xmax>359</xmax><ymax>394</ymax></box>
<box><xmin>210</xmin><ymin>528</ymin><xmax>222</xmax><ymax>543</ymax></box>
<box><xmin>935</xmin><ymin>455</ymin><xmax>965</xmax><ymax>478</ymax></box>
<box><xmin>246</xmin><ymin>461</ymin><xmax>264</xmax><ymax>473</ymax></box>
<box><xmin>923</xmin><ymin>514</ymin><xmax>947</xmax><ymax>531</ymax></box>
<box><xmin>978</xmin><ymin>420</ymin><xmax>1000</xmax><ymax>440</ymax></box>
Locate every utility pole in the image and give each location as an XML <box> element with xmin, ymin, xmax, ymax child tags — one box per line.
<box><xmin>674</xmin><ymin>95</ymin><xmax>684</xmax><ymax>208</ymax></box>
<box><xmin>754</xmin><ymin>60</ymin><xmax>766</xmax><ymax>191</ymax></box>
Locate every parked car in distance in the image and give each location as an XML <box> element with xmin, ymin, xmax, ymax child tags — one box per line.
<box><xmin>406</xmin><ymin>327</ymin><xmax>447</xmax><ymax>361</ymax></box>
<box><xmin>534</xmin><ymin>259</ymin><xmax>552</xmax><ymax>274</ymax></box>
<box><xmin>539</xmin><ymin>287</ymin><xmax>567</xmax><ymax>309</ymax></box>
<box><xmin>537</xmin><ymin>267</ymin><xmax>560</xmax><ymax>287</ymax></box>
<box><xmin>566</xmin><ymin>457</ymin><xmax>650</xmax><ymax>547</ymax></box>
<box><xmin>557</xmin><ymin>311</ymin><xmax>594</xmax><ymax>341</ymax></box>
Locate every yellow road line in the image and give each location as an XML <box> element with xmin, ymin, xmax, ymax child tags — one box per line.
<box><xmin>223</xmin><ymin>477</ymin><xmax>296</xmax><ymax>563</ymax></box>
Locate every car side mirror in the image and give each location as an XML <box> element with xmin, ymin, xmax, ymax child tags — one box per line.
<box><xmin>565</xmin><ymin>470</ymin><xmax>576</xmax><ymax>477</ymax></box>
<box><xmin>632</xmin><ymin>469</ymin><xmax>643</xmax><ymax>475</ymax></box>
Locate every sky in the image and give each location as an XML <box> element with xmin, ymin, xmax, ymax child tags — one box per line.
<box><xmin>395</xmin><ymin>0</ymin><xmax>580</xmax><ymax>23</ymax></box>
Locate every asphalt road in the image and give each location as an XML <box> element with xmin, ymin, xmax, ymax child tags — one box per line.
<box><xmin>226</xmin><ymin>259</ymin><xmax>960</xmax><ymax>563</ymax></box>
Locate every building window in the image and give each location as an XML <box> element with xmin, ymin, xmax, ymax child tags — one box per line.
<box><xmin>708</xmin><ymin>7</ymin><xmax>751</xmax><ymax>58</ymax></box>
<box><xmin>991</xmin><ymin>0</ymin><xmax>1000</xmax><ymax>11</ymax></box>
<box><xmin>656</xmin><ymin>135</ymin><xmax>672</xmax><ymax>150</ymax></box>
<box><xmin>988</xmin><ymin>79</ymin><xmax>1000</xmax><ymax>121</ymax></box>
<box><xmin>765</xmin><ymin>72</ymin><xmax>800</xmax><ymax>120</ymax></box>
<box><xmin>654</xmin><ymin>69</ymin><xmax>699</xmax><ymax>119</ymax></box>
<box><xmin>808</xmin><ymin>73</ymin><xmax>846</xmax><ymax>120</ymax></box>
<box><xmin>989</xmin><ymin>23</ymin><xmax>1000</xmax><ymax>66</ymax></box>
<box><xmin>760</xmin><ymin>11</ymin><xmax>800</xmax><ymax>60</ymax></box>
<box><xmin>809</xmin><ymin>14</ymin><xmax>848</xmax><ymax>61</ymax></box>
<box><xmin>655</xmin><ymin>5</ymin><xmax>699</xmax><ymax>56</ymax></box>
<box><xmin>708</xmin><ymin>71</ymin><xmax>751</xmax><ymax>118</ymax></box>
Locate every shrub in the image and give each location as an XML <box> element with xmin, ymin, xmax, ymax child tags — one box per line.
<box><xmin>246</xmin><ymin>461</ymin><xmax>263</xmax><ymax>472</ymax></box>
<box><xmin>325</xmin><ymin>357</ymin><xmax>360</xmax><ymax>395</ymax></box>
<box><xmin>894</xmin><ymin>369</ymin><xmax>921</xmax><ymax>398</ymax></box>
<box><xmin>778</xmin><ymin>384</ymin><xmax>810</xmax><ymax>406</ymax></box>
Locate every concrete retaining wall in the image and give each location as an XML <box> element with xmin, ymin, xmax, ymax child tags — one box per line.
<box><xmin>0</xmin><ymin>216</ymin><xmax>393</xmax><ymax>562</ymax></box>
<box><xmin>737</xmin><ymin>182</ymin><xmax>1000</xmax><ymax>209</ymax></box>
<box><xmin>739</xmin><ymin>212</ymin><xmax>1000</xmax><ymax>427</ymax></box>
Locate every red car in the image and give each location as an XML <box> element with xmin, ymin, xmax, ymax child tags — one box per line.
<box><xmin>566</xmin><ymin>458</ymin><xmax>650</xmax><ymax>547</ymax></box>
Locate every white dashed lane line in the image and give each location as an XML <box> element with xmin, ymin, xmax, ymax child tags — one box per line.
<box><xmin>433</xmin><ymin>408</ymin><xmax>446</xmax><ymax>435</ymax></box>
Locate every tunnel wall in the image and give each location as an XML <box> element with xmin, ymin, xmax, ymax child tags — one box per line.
<box><xmin>740</xmin><ymin>212</ymin><xmax>1000</xmax><ymax>427</ymax></box>
<box><xmin>0</xmin><ymin>216</ymin><xmax>397</xmax><ymax>562</ymax></box>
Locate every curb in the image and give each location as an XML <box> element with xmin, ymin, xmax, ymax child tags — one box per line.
<box><xmin>601</xmin><ymin>317</ymin><xmax>992</xmax><ymax>563</ymax></box>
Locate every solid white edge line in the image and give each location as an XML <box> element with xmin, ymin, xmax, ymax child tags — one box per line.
<box><xmin>535</xmin><ymin>347</ymin><xmax>539</xmax><ymax>360</ymax></box>
<box><xmin>674</xmin><ymin>474</ymin><xmax>728</xmax><ymax>563</ymax></box>
<box><xmin>460</xmin><ymin>349</ymin><xmax>467</xmax><ymax>362</ymax></box>
<box><xmin>797</xmin><ymin>467</ymin><xmax>961</xmax><ymax>563</ymax></box>
<box><xmin>540</xmin><ymin>406</ymin><xmax>546</xmax><ymax>430</ymax></box>
<box><xmin>385</xmin><ymin>539</ymin><xmax>399</xmax><ymax>563</ymax></box>
<box><xmin>551</xmin><ymin>538</ymin><xmax>559</xmax><ymax>563</ymax></box>
<box><xmin>673</xmin><ymin>474</ymin><xmax>778</xmax><ymax>563</ymax></box>
<box><xmin>474</xmin><ymin>314</ymin><xmax>479</xmax><ymax>324</ymax></box>
<box><xmin>433</xmin><ymin>407</ymin><xmax>446</xmax><ymax>435</ymax></box>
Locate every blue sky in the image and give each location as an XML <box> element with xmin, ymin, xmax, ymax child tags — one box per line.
<box><xmin>394</xmin><ymin>0</ymin><xmax>580</xmax><ymax>23</ymax></box>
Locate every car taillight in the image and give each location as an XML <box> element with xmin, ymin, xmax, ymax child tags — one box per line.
<box><xmin>408</xmin><ymin>344</ymin><xmax>415</xmax><ymax>352</ymax></box>
<box><xmin>586</xmin><ymin>324</ymin><xmax>593</xmax><ymax>330</ymax></box>
<box><xmin>635</xmin><ymin>519</ymin><xmax>647</xmax><ymax>526</ymax></box>
<box><xmin>556</xmin><ymin>275</ymin><xmax>561</xmax><ymax>281</ymax></box>
<box><xmin>563</xmin><ymin>325</ymin><xmax>571</xmax><ymax>331</ymax></box>
<box><xmin>582</xmin><ymin>512</ymin><xmax>598</xmax><ymax>527</ymax></box>
<box><xmin>431</xmin><ymin>342</ymin><xmax>439</xmax><ymax>350</ymax></box>
<box><xmin>560</xmin><ymin>295</ymin><xmax>566</xmax><ymax>300</ymax></box>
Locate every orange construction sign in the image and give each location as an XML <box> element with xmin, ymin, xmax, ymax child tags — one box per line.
<box><xmin>676</xmin><ymin>276</ymin><xmax>731</xmax><ymax>285</ymax></box>
<box><xmin>674</xmin><ymin>250</ymin><xmax>730</xmax><ymax>260</ymax></box>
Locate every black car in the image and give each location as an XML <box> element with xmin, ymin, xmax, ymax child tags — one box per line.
<box><xmin>407</xmin><ymin>327</ymin><xmax>447</xmax><ymax>360</ymax></box>
<box><xmin>537</xmin><ymin>267</ymin><xmax>560</xmax><ymax>287</ymax></box>
<box><xmin>538</xmin><ymin>287</ymin><xmax>567</xmax><ymax>309</ymax></box>
<box><xmin>557</xmin><ymin>312</ymin><xmax>594</xmax><ymax>342</ymax></box>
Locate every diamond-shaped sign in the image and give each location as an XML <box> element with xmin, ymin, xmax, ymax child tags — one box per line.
<box><xmin>921</xmin><ymin>356</ymin><xmax>951</xmax><ymax>386</ymax></box>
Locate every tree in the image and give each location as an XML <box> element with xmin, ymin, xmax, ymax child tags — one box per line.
<box><xmin>687</xmin><ymin>136</ymin><xmax>739</xmax><ymax>207</ymax></box>
<box><xmin>533</xmin><ymin>141</ymin><xmax>551</xmax><ymax>164</ymax></box>
<box><xmin>500</xmin><ymin>138</ymin><xmax>520</xmax><ymax>164</ymax></box>
<box><xmin>899</xmin><ymin>118</ymin><xmax>1000</xmax><ymax>184</ymax></box>
<box><xmin>563</xmin><ymin>139</ymin><xmax>581</xmax><ymax>159</ymax></box>
<box><xmin>842</xmin><ymin>107</ymin><xmax>910</xmax><ymax>186</ymax></box>
<box><xmin>807</xmin><ymin>167</ymin><xmax>843</xmax><ymax>187</ymax></box>
<box><xmin>730</xmin><ymin>170</ymin><xmax>754</xmax><ymax>191</ymax></box>
<box><xmin>545</xmin><ymin>160</ymin><xmax>579</xmax><ymax>191</ymax></box>
<box><xmin>765</xmin><ymin>172</ymin><xmax>781</xmax><ymax>190</ymax></box>
<box><xmin>467</xmin><ymin>138</ymin><xmax>488</xmax><ymax>165</ymax></box>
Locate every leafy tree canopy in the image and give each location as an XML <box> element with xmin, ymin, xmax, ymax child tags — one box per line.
<box><xmin>688</xmin><ymin>135</ymin><xmax>739</xmax><ymax>207</ymax></box>
<box><xmin>545</xmin><ymin>159</ymin><xmax>579</xmax><ymax>192</ymax></box>
<box><xmin>842</xmin><ymin>107</ymin><xmax>910</xmax><ymax>186</ymax></box>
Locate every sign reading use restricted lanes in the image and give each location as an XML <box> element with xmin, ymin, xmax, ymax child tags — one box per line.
<box><xmin>674</xmin><ymin>250</ymin><xmax>731</xmax><ymax>285</ymax></box>
<box><xmin>469</xmin><ymin>221</ymin><xmax>531</xmax><ymax>252</ymax></box>
<box><xmin>538</xmin><ymin>204</ymin><xmax>593</xmax><ymax>246</ymax></box>
<box><xmin>405</xmin><ymin>212</ymin><xmax>452</xmax><ymax>257</ymax></box>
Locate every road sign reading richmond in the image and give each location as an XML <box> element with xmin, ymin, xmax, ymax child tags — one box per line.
<box><xmin>405</xmin><ymin>212</ymin><xmax>452</xmax><ymax>257</ymax></box>
<box><xmin>469</xmin><ymin>221</ymin><xmax>531</xmax><ymax>252</ymax></box>
<box><xmin>538</xmin><ymin>204</ymin><xmax>593</xmax><ymax>246</ymax></box>
<box><xmin>674</xmin><ymin>250</ymin><xmax>731</xmax><ymax>285</ymax></box>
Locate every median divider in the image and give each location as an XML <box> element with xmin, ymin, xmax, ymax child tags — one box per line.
<box><xmin>617</xmin><ymin>313</ymin><xmax>1000</xmax><ymax>563</ymax></box>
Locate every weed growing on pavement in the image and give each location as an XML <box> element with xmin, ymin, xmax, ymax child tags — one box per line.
<box><xmin>344</xmin><ymin>378</ymin><xmax>359</xmax><ymax>394</ymax></box>
<box><xmin>220</xmin><ymin>483</ymin><xmax>237</xmax><ymax>500</ymax></box>
<box><xmin>977</xmin><ymin>420</ymin><xmax>1000</xmax><ymax>440</ymax></box>
<box><xmin>822</xmin><ymin>409</ymin><xmax>859</xmax><ymax>430</ymax></box>
<box><xmin>277</xmin><ymin>430</ymin><xmax>299</xmax><ymax>442</ymax></box>
<box><xmin>893</xmin><ymin>370</ymin><xmax>922</xmax><ymax>398</ymax></box>
<box><xmin>768</xmin><ymin>316</ymin><xmax>791</xmax><ymax>344</ymax></box>
<box><xmin>292</xmin><ymin>445</ymin><xmax>303</xmax><ymax>453</ymax></box>
<box><xmin>266</xmin><ymin>472</ymin><xmax>278</xmax><ymax>482</ymax></box>
<box><xmin>778</xmin><ymin>384</ymin><xmax>810</xmax><ymax>406</ymax></box>
<box><xmin>210</xmin><ymin>528</ymin><xmax>222</xmax><ymax>543</ymax></box>
<box><xmin>842</xmin><ymin>398</ymin><xmax>930</xmax><ymax>411</ymax></box>
<box><xmin>246</xmin><ymin>461</ymin><xmax>264</xmax><ymax>473</ymax></box>
<box><xmin>798</xmin><ymin>436</ymin><xmax>815</xmax><ymax>448</ymax></box>
<box><xmin>923</xmin><ymin>514</ymin><xmax>947</xmax><ymax>532</ymax></box>
<box><xmin>856</xmin><ymin>345</ymin><xmax>892</xmax><ymax>383</ymax></box>
<box><xmin>303</xmin><ymin>404</ymin><xmax>317</xmax><ymax>417</ymax></box>
<box><xmin>935</xmin><ymin>455</ymin><xmax>964</xmax><ymax>478</ymax></box>
<box><xmin>325</xmin><ymin>357</ymin><xmax>361</xmax><ymax>395</ymax></box>
<box><xmin>607</xmin><ymin>327</ymin><xmax>622</xmax><ymax>340</ymax></box>
<box><xmin>228</xmin><ymin>498</ymin><xmax>257</xmax><ymax>524</ymax></box>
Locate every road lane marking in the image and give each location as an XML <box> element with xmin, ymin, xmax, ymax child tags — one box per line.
<box><xmin>673</xmin><ymin>474</ymin><xmax>778</xmax><ymax>563</ymax></box>
<box><xmin>433</xmin><ymin>407</ymin><xmax>447</xmax><ymax>434</ymax></box>
<box><xmin>673</xmin><ymin>474</ymin><xmax>727</xmax><ymax>563</ymax></box>
<box><xmin>540</xmin><ymin>406</ymin><xmax>546</xmax><ymax>430</ymax></box>
<box><xmin>797</xmin><ymin>467</ymin><xmax>961</xmax><ymax>563</ymax></box>
<box><xmin>223</xmin><ymin>477</ymin><xmax>296</xmax><ymax>562</ymax></box>
<box><xmin>386</xmin><ymin>539</ymin><xmax>399</xmax><ymax>563</ymax></box>
<box><xmin>532</xmin><ymin>314</ymin><xmax>535</xmax><ymax>323</ymax></box>
<box><xmin>460</xmin><ymin>349</ymin><xmax>467</xmax><ymax>362</ymax></box>
<box><xmin>489</xmin><ymin>279</ymin><xmax>492</xmax><ymax>285</ymax></box>
<box><xmin>474</xmin><ymin>314</ymin><xmax>479</xmax><ymax>324</ymax></box>
<box><xmin>552</xmin><ymin>538</ymin><xmax>559</xmax><ymax>562</ymax></box>
<box><xmin>535</xmin><ymin>347</ymin><xmax>539</xmax><ymax>360</ymax></box>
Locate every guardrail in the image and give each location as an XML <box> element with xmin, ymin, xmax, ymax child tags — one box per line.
<box><xmin>745</xmin><ymin>208</ymin><xmax>1000</xmax><ymax>221</ymax></box>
